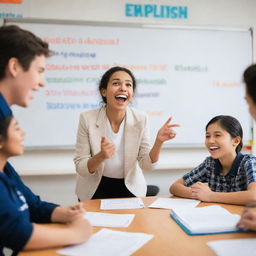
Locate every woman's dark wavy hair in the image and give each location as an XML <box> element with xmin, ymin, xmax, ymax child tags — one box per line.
<box><xmin>98</xmin><ymin>66</ymin><xmax>136</xmax><ymax>104</ymax></box>
<box><xmin>206</xmin><ymin>115</ymin><xmax>243</xmax><ymax>153</ymax></box>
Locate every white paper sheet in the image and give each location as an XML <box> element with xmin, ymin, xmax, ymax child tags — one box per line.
<box><xmin>207</xmin><ymin>239</ymin><xmax>256</xmax><ymax>256</ymax></box>
<box><xmin>85</xmin><ymin>212</ymin><xmax>135</xmax><ymax>227</ymax></box>
<box><xmin>148</xmin><ymin>198</ymin><xmax>200</xmax><ymax>210</ymax></box>
<box><xmin>100</xmin><ymin>198</ymin><xmax>145</xmax><ymax>210</ymax></box>
<box><xmin>57</xmin><ymin>228</ymin><xmax>153</xmax><ymax>256</ymax></box>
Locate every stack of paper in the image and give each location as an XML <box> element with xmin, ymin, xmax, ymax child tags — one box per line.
<box><xmin>170</xmin><ymin>205</ymin><xmax>242</xmax><ymax>235</ymax></box>
<box><xmin>148</xmin><ymin>198</ymin><xmax>200</xmax><ymax>210</ymax></box>
<box><xmin>100</xmin><ymin>198</ymin><xmax>145</xmax><ymax>210</ymax></box>
<box><xmin>58</xmin><ymin>228</ymin><xmax>153</xmax><ymax>256</ymax></box>
<box><xmin>207</xmin><ymin>239</ymin><xmax>256</xmax><ymax>256</ymax></box>
<box><xmin>85</xmin><ymin>212</ymin><xmax>135</xmax><ymax>227</ymax></box>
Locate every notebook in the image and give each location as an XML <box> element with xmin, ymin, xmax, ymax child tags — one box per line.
<box><xmin>170</xmin><ymin>205</ymin><xmax>243</xmax><ymax>235</ymax></box>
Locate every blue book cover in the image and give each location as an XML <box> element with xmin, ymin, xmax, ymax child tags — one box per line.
<box><xmin>170</xmin><ymin>212</ymin><xmax>245</xmax><ymax>236</ymax></box>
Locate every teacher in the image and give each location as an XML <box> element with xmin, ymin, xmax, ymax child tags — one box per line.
<box><xmin>74</xmin><ymin>66</ymin><xmax>179</xmax><ymax>200</ymax></box>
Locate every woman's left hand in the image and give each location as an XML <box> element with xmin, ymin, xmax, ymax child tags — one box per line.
<box><xmin>156</xmin><ymin>117</ymin><xmax>180</xmax><ymax>143</ymax></box>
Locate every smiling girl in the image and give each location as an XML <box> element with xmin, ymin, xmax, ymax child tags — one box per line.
<box><xmin>0</xmin><ymin>115</ymin><xmax>92</xmax><ymax>255</ymax></box>
<box><xmin>74</xmin><ymin>66</ymin><xmax>179</xmax><ymax>200</ymax></box>
<box><xmin>170</xmin><ymin>115</ymin><xmax>256</xmax><ymax>205</ymax></box>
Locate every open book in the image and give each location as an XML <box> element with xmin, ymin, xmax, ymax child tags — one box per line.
<box><xmin>170</xmin><ymin>205</ymin><xmax>243</xmax><ymax>235</ymax></box>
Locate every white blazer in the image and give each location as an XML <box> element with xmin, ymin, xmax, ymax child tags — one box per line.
<box><xmin>74</xmin><ymin>106</ymin><xmax>154</xmax><ymax>200</ymax></box>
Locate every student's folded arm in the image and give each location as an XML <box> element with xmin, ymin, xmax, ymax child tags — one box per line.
<box><xmin>169</xmin><ymin>178</ymin><xmax>193</xmax><ymax>199</ymax></box>
<box><xmin>24</xmin><ymin>218</ymin><xmax>92</xmax><ymax>250</ymax></box>
<box><xmin>170</xmin><ymin>157</ymin><xmax>210</xmax><ymax>198</ymax></box>
<box><xmin>50</xmin><ymin>203</ymin><xmax>85</xmax><ymax>223</ymax></box>
<box><xmin>209</xmin><ymin>182</ymin><xmax>256</xmax><ymax>205</ymax></box>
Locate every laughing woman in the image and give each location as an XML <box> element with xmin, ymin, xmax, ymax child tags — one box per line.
<box><xmin>74</xmin><ymin>66</ymin><xmax>179</xmax><ymax>200</ymax></box>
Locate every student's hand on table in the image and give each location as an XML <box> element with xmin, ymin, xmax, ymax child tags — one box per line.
<box><xmin>51</xmin><ymin>203</ymin><xmax>86</xmax><ymax>223</ymax></box>
<box><xmin>191</xmin><ymin>182</ymin><xmax>213</xmax><ymax>202</ymax></box>
<box><xmin>99</xmin><ymin>136</ymin><xmax>115</xmax><ymax>159</ymax></box>
<box><xmin>64</xmin><ymin>203</ymin><xmax>86</xmax><ymax>222</ymax></box>
<box><xmin>69</xmin><ymin>217</ymin><xmax>93</xmax><ymax>243</ymax></box>
<box><xmin>156</xmin><ymin>117</ymin><xmax>180</xmax><ymax>143</ymax></box>
<box><xmin>237</xmin><ymin>207</ymin><xmax>256</xmax><ymax>231</ymax></box>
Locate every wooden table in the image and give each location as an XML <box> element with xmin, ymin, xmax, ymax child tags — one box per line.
<box><xmin>19</xmin><ymin>197</ymin><xmax>256</xmax><ymax>256</ymax></box>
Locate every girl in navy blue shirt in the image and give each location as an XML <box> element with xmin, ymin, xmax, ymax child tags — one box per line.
<box><xmin>0</xmin><ymin>115</ymin><xmax>92</xmax><ymax>255</ymax></box>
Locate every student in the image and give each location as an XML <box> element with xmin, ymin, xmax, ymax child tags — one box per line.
<box><xmin>169</xmin><ymin>115</ymin><xmax>256</xmax><ymax>205</ymax></box>
<box><xmin>0</xmin><ymin>25</ymin><xmax>92</xmax><ymax>255</ymax></box>
<box><xmin>237</xmin><ymin>64</ymin><xmax>256</xmax><ymax>230</ymax></box>
<box><xmin>74</xmin><ymin>66</ymin><xmax>179</xmax><ymax>200</ymax></box>
<box><xmin>0</xmin><ymin>114</ymin><xmax>92</xmax><ymax>255</ymax></box>
<box><xmin>0</xmin><ymin>25</ymin><xmax>48</xmax><ymax>108</ymax></box>
<box><xmin>243</xmin><ymin>64</ymin><xmax>256</xmax><ymax>120</ymax></box>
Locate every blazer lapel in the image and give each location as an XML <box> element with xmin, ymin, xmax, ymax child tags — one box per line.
<box><xmin>94</xmin><ymin>107</ymin><xmax>107</xmax><ymax>152</ymax></box>
<box><xmin>124</xmin><ymin>107</ymin><xmax>140</xmax><ymax>178</ymax></box>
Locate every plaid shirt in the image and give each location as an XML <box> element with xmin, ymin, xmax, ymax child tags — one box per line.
<box><xmin>183</xmin><ymin>153</ymin><xmax>256</xmax><ymax>192</ymax></box>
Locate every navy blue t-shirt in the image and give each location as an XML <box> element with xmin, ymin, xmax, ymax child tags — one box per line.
<box><xmin>0</xmin><ymin>93</ymin><xmax>12</xmax><ymax>118</ymax></box>
<box><xmin>0</xmin><ymin>163</ymin><xmax>58</xmax><ymax>255</ymax></box>
<box><xmin>0</xmin><ymin>94</ymin><xmax>58</xmax><ymax>255</ymax></box>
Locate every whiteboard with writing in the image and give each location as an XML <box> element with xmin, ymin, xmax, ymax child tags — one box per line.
<box><xmin>8</xmin><ymin>20</ymin><xmax>252</xmax><ymax>148</ymax></box>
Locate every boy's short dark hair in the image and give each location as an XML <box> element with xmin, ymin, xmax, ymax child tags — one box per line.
<box><xmin>0</xmin><ymin>25</ymin><xmax>50</xmax><ymax>80</ymax></box>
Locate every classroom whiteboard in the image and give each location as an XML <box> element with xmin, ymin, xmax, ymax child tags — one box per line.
<box><xmin>6</xmin><ymin>19</ymin><xmax>253</xmax><ymax>148</ymax></box>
